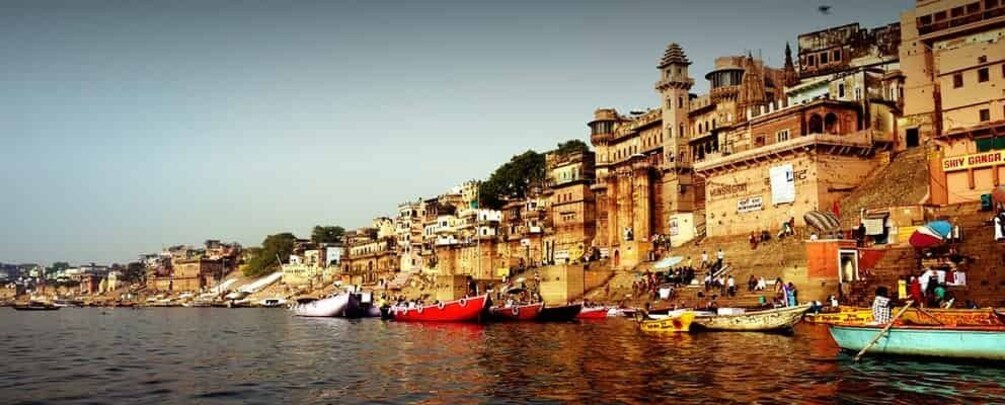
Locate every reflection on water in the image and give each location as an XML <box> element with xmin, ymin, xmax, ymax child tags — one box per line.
<box><xmin>2</xmin><ymin>308</ymin><xmax>1005</xmax><ymax>404</ymax></box>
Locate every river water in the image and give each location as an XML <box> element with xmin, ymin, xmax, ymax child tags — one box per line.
<box><xmin>2</xmin><ymin>308</ymin><xmax>1005</xmax><ymax>404</ymax></box>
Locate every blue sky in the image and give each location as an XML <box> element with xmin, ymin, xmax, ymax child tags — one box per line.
<box><xmin>0</xmin><ymin>0</ymin><xmax>912</xmax><ymax>264</ymax></box>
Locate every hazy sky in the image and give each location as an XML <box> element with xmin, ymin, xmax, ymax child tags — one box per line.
<box><xmin>1</xmin><ymin>0</ymin><xmax>912</xmax><ymax>264</ymax></box>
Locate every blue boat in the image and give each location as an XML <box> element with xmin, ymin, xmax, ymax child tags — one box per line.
<box><xmin>829</xmin><ymin>324</ymin><xmax>1005</xmax><ymax>361</ymax></box>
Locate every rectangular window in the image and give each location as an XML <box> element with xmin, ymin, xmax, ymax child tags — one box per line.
<box><xmin>820</xmin><ymin>52</ymin><xmax>829</xmax><ymax>64</ymax></box>
<box><xmin>833</xmin><ymin>50</ymin><xmax>841</xmax><ymax>61</ymax></box>
<box><xmin>980</xmin><ymin>108</ymin><xmax>991</xmax><ymax>122</ymax></box>
<box><xmin>979</xmin><ymin>67</ymin><xmax>990</xmax><ymax>82</ymax></box>
<box><xmin>808</xmin><ymin>55</ymin><xmax>816</xmax><ymax>66</ymax></box>
<box><xmin>838</xmin><ymin>83</ymin><xmax>845</xmax><ymax>98</ymax></box>
<box><xmin>954</xmin><ymin>73</ymin><xmax>964</xmax><ymax>88</ymax></box>
<box><xmin>776</xmin><ymin>129</ymin><xmax>790</xmax><ymax>143</ymax></box>
<box><xmin>978</xmin><ymin>138</ymin><xmax>994</xmax><ymax>152</ymax></box>
<box><xmin>987</xmin><ymin>0</ymin><xmax>999</xmax><ymax>8</ymax></box>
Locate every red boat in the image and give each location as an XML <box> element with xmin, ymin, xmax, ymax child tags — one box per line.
<box><xmin>390</xmin><ymin>294</ymin><xmax>489</xmax><ymax>322</ymax></box>
<box><xmin>577</xmin><ymin>306</ymin><xmax>609</xmax><ymax>320</ymax></box>
<box><xmin>489</xmin><ymin>302</ymin><xmax>544</xmax><ymax>321</ymax></box>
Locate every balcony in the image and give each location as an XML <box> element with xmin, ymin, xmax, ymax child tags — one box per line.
<box><xmin>693</xmin><ymin>130</ymin><xmax>882</xmax><ymax>173</ymax></box>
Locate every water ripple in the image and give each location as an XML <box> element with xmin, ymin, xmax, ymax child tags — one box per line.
<box><xmin>2</xmin><ymin>309</ymin><xmax>1005</xmax><ymax>403</ymax></box>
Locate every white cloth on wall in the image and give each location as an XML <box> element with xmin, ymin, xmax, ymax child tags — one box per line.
<box><xmin>769</xmin><ymin>164</ymin><xmax>796</xmax><ymax>205</ymax></box>
<box><xmin>952</xmin><ymin>271</ymin><xmax>967</xmax><ymax>286</ymax></box>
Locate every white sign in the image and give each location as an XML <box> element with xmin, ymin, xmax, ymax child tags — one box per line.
<box><xmin>737</xmin><ymin>196</ymin><xmax>764</xmax><ymax>213</ymax></box>
<box><xmin>769</xmin><ymin>164</ymin><xmax>796</xmax><ymax>205</ymax></box>
<box><xmin>668</xmin><ymin>218</ymin><xmax>680</xmax><ymax>236</ymax></box>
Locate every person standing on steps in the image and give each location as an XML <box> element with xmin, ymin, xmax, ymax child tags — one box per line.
<box><xmin>716</xmin><ymin>248</ymin><xmax>724</xmax><ymax>270</ymax></box>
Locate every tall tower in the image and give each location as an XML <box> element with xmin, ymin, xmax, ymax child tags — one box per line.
<box><xmin>655</xmin><ymin>43</ymin><xmax>695</xmax><ymax>214</ymax></box>
<box><xmin>782</xmin><ymin>42</ymin><xmax>799</xmax><ymax>88</ymax></box>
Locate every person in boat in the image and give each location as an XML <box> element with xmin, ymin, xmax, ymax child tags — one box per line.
<box><xmin>786</xmin><ymin>282</ymin><xmax>798</xmax><ymax>307</ymax></box>
<box><xmin>908</xmin><ymin>276</ymin><xmax>924</xmax><ymax>306</ymax></box>
<box><xmin>828</xmin><ymin>295</ymin><xmax>839</xmax><ymax>308</ymax></box>
<box><xmin>871</xmin><ymin>286</ymin><xmax>892</xmax><ymax>325</ymax></box>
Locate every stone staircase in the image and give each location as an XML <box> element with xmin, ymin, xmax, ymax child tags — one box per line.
<box><xmin>838</xmin><ymin>147</ymin><xmax>929</xmax><ymax>228</ymax></box>
<box><xmin>846</xmin><ymin>246</ymin><xmax>916</xmax><ymax>307</ymax></box>
<box><xmin>387</xmin><ymin>271</ymin><xmax>413</xmax><ymax>290</ymax></box>
<box><xmin>587</xmin><ymin>232</ymin><xmax>809</xmax><ymax>308</ymax></box>
<box><xmin>934</xmin><ymin>202</ymin><xmax>1005</xmax><ymax>307</ymax></box>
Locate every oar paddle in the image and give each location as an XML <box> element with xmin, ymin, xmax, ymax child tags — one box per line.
<box><xmin>914</xmin><ymin>306</ymin><xmax>946</xmax><ymax>326</ymax></box>
<box><xmin>853</xmin><ymin>300</ymin><xmax>914</xmax><ymax>362</ymax></box>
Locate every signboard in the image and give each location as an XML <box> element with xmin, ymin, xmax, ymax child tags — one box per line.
<box><xmin>769</xmin><ymin>164</ymin><xmax>796</xmax><ymax>205</ymax></box>
<box><xmin>941</xmin><ymin>151</ymin><xmax>1005</xmax><ymax>172</ymax></box>
<box><xmin>668</xmin><ymin>218</ymin><xmax>680</xmax><ymax>236</ymax></box>
<box><xmin>737</xmin><ymin>196</ymin><xmax>764</xmax><ymax>213</ymax></box>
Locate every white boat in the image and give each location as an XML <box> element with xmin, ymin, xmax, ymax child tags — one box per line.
<box><xmin>692</xmin><ymin>304</ymin><xmax>811</xmax><ymax>332</ymax></box>
<box><xmin>260</xmin><ymin>298</ymin><xmax>286</xmax><ymax>308</ymax></box>
<box><xmin>291</xmin><ymin>294</ymin><xmax>350</xmax><ymax>317</ymax></box>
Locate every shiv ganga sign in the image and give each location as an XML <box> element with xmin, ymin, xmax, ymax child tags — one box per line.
<box><xmin>942</xmin><ymin>151</ymin><xmax>1005</xmax><ymax>172</ymax></box>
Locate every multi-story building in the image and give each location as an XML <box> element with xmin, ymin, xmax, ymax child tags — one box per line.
<box><xmin>902</xmin><ymin>0</ymin><xmax>1005</xmax><ymax>204</ymax></box>
<box><xmin>342</xmin><ymin>221</ymin><xmax>399</xmax><ymax>285</ymax></box>
<box><xmin>589</xmin><ymin>24</ymin><xmax>903</xmax><ymax>266</ymax></box>
<box><xmin>543</xmin><ymin>149</ymin><xmax>597</xmax><ymax>263</ymax></box>
<box><xmin>170</xmin><ymin>258</ymin><xmax>224</xmax><ymax>292</ymax></box>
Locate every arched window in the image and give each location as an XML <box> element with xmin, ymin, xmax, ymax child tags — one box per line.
<box><xmin>808</xmin><ymin>114</ymin><xmax>824</xmax><ymax>134</ymax></box>
<box><xmin>824</xmin><ymin>113</ymin><xmax>839</xmax><ymax>134</ymax></box>
<box><xmin>712</xmin><ymin>119</ymin><xmax>717</xmax><ymax>129</ymax></box>
<box><xmin>679</xmin><ymin>124</ymin><xmax>685</xmax><ymax>139</ymax></box>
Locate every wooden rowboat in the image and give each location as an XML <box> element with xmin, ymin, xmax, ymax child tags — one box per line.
<box><xmin>576</xmin><ymin>306</ymin><xmax>609</xmax><ymax>320</ymax></box>
<box><xmin>391</xmin><ymin>294</ymin><xmax>489</xmax><ymax>323</ymax></box>
<box><xmin>535</xmin><ymin>304</ymin><xmax>582</xmax><ymax>322</ymax></box>
<box><xmin>638</xmin><ymin>311</ymin><xmax>696</xmax><ymax>333</ymax></box>
<box><xmin>692</xmin><ymin>304</ymin><xmax>811</xmax><ymax>332</ymax></box>
<box><xmin>806</xmin><ymin>306</ymin><xmax>1004</xmax><ymax>326</ymax></box>
<box><xmin>829</xmin><ymin>323</ymin><xmax>1005</xmax><ymax>361</ymax></box>
<box><xmin>489</xmin><ymin>302</ymin><xmax>544</xmax><ymax>321</ymax></box>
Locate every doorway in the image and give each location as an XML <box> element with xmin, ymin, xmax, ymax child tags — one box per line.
<box><xmin>838</xmin><ymin>249</ymin><xmax>859</xmax><ymax>283</ymax></box>
<box><xmin>906</xmin><ymin>128</ymin><xmax>920</xmax><ymax>148</ymax></box>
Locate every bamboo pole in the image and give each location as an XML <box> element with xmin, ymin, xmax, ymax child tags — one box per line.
<box><xmin>854</xmin><ymin>300</ymin><xmax>914</xmax><ymax>362</ymax></box>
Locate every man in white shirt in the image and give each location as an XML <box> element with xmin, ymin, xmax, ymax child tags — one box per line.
<box><xmin>726</xmin><ymin>275</ymin><xmax>736</xmax><ymax>297</ymax></box>
<box><xmin>716</xmin><ymin>249</ymin><xmax>725</xmax><ymax>269</ymax></box>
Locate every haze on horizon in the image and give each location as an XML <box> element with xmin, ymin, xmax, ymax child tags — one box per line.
<box><xmin>0</xmin><ymin>0</ymin><xmax>911</xmax><ymax>265</ymax></box>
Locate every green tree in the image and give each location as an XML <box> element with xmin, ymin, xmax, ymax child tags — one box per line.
<box><xmin>555</xmin><ymin>139</ymin><xmax>589</xmax><ymax>156</ymax></box>
<box><xmin>123</xmin><ymin>262</ymin><xmax>146</xmax><ymax>283</ymax></box>
<box><xmin>244</xmin><ymin>232</ymin><xmax>298</xmax><ymax>277</ymax></box>
<box><xmin>311</xmin><ymin>225</ymin><xmax>345</xmax><ymax>244</ymax></box>
<box><xmin>477</xmin><ymin>150</ymin><xmax>545</xmax><ymax>209</ymax></box>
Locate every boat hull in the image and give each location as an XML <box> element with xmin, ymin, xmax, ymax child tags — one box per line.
<box><xmin>693</xmin><ymin>304</ymin><xmax>810</xmax><ymax>331</ymax></box>
<box><xmin>391</xmin><ymin>295</ymin><xmax>489</xmax><ymax>322</ymax></box>
<box><xmin>829</xmin><ymin>324</ymin><xmax>1005</xmax><ymax>361</ymax></box>
<box><xmin>577</xmin><ymin>306</ymin><xmax>609</xmax><ymax>320</ymax></box>
<box><xmin>489</xmin><ymin>303</ymin><xmax>544</xmax><ymax>321</ymax></box>
<box><xmin>639</xmin><ymin>312</ymin><xmax>696</xmax><ymax>333</ymax></box>
<box><xmin>12</xmin><ymin>305</ymin><xmax>60</xmax><ymax>311</ymax></box>
<box><xmin>291</xmin><ymin>294</ymin><xmax>350</xmax><ymax>317</ymax></box>
<box><xmin>535</xmin><ymin>304</ymin><xmax>582</xmax><ymax>322</ymax></box>
<box><xmin>806</xmin><ymin>307</ymin><xmax>1004</xmax><ymax>326</ymax></box>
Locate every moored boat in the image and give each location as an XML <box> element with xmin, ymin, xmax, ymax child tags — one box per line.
<box><xmin>291</xmin><ymin>293</ymin><xmax>350</xmax><ymax>317</ymax></box>
<box><xmin>829</xmin><ymin>323</ymin><xmax>1005</xmax><ymax>361</ymax></box>
<box><xmin>12</xmin><ymin>301</ymin><xmax>60</xmax><ymax>311</ymax></box>
<box><xmin>638</xmin><ymin>311</ymin><xmax>696</xmax><ymax>333</ymax></box>
<box><xmin>535</xmin><ymin>303</ymin><xmax>582</xmax><ymax>322</ymax></box>
<box><xmin>390</xmin><ymin>294</ymin><xmax>489</xmax><ymax>322</ymax></box>
<box><xmin>806</xmin><ymin>306</ymin><xmax>1004</xmax><ymax>326</ymax></box>
<box><xmin>692</xmin><ymin>304</ymin><xmax>811</xmax><ymax>332</ymax></box>
<box><xmin>489</xmin><ymin>302</ymin><xmax>544</xmax><ymax>321</ymax></box>
<box><xmin>577</xmin><ymin>306</ymin><xmax>609</xmax><ymax>320</ymax></box>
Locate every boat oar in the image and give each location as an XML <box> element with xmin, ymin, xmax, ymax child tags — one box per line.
<box><xmin>914</xmin><ymin>306</ymin><xmax>946</xmax><ymax>326</ymax></box>
<box><xmin>853</xmin><ymin>300</ymin><xmax>913</xmax><ymax>363</ymax></box>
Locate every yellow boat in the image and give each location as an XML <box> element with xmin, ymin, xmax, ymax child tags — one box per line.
<box><xmin>805</xmin><ymin>306</ymin><xmax>1004</xmax><ymax>326</ymax></box>
<box><xmin>638</xmin><ymin>311</ymin><xmax>696</xmax><ymax>333</ymax></box>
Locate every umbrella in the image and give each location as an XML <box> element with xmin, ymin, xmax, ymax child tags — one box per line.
<box><xmin>925</xmin><ymin>220</ymin><xmax>952</xmax><ymax>238</ymax></box>
<box><xmin>653</xmin><ymin>256</ymin><xmax>684</xmax><ymax>270</ymax></box>
<box><xmin>909</xmin><ymin>226</ymin><xmax>944</xmax><ymax>249</ymax></box>
<box><xmin>505</xmin><ymin>286</ymin><xmax>526</xmax><ymax>294</ymax></box>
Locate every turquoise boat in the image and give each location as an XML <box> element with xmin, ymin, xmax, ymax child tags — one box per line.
<box><xmin>829</xmin><ymin>324</ymin><xmax>1005</xmax><ymax>361</ymax></box>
